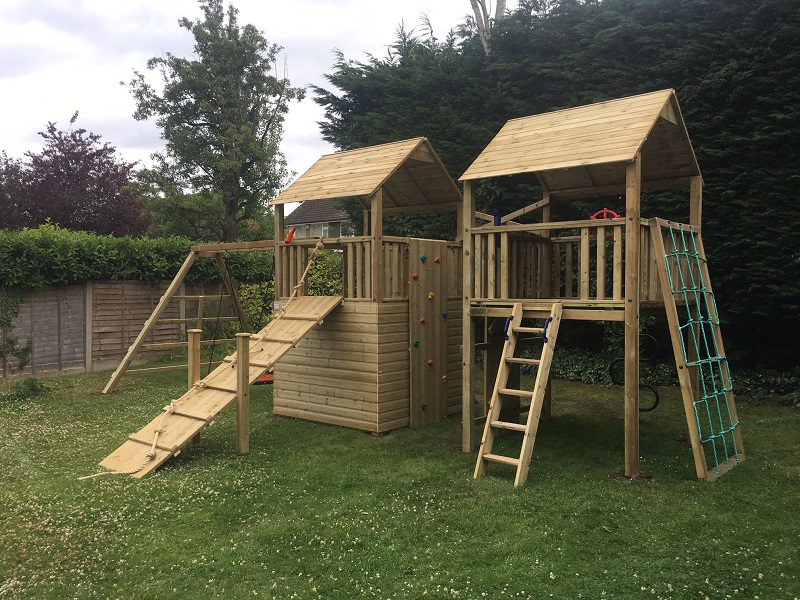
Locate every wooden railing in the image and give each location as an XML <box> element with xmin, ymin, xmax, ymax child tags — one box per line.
<box><xmin>276</xmin><ymin>236</ymin><xmax>462</xmax><ymax>302</ymax></box>
<box><xmin>469</xmin><ymin>218</ymin><xmax>664</xmax><ymax>304</ymax></box>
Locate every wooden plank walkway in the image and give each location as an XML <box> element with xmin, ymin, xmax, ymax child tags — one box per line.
<box><xmin>99</xmin><ymin>296</ymin><xmax>343</xmax><ymax>478</ymax></box>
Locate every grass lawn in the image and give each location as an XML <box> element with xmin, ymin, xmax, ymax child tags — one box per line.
<box><xmin>1</xmin><ymin>369</ymin><xmax>798</xmax><ymax>599</ymax></box>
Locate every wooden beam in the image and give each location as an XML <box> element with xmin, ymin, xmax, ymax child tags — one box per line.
<box><xmin>462</xmin><ymin>180</ymin><xmax>476</xmax><ymax>452</ymax></box>
<box><xmin>500</xmin><ymin>197</ymin><xmax>550</xmax><ymax>224</ymax></box>
<box><xmin>624</xmin><ymin>154</ymin><xmax>641</xmax><ymax>479</ymax></box>
<box><xmin>370</xmin><ymin>189</ymin><xmax>384</xmax><ymax>303</ymax></box>
<box><xmin>690</xmin><ymin>175</ymin><xmax>702</xmax><ymax>231</ymax></box>
<box><xmin>103</xmin><ymin>250</ymin><xmax>198</xmax><ymax>394</ymax></box>
<box><xmin>191</xmin><ymin>240</ymin><xmax>275</xmax><ymax>253</ymax></box>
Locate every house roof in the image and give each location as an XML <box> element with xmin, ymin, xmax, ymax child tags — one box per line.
<box><xmin>285</xmin><ymin>198</ymin><xmax>349</xmax><ymax>226</ymax></box>
<box><xmin>272</xmin><ymin>138</ymin><xmax>462</xmax><ymax>214</ymax></box>
<box><xmin>460</xmin><ymin>89</ymin><xmax>701</xmax><ymax>199</ymax></box>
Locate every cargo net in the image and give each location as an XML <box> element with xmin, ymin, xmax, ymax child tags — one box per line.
<box><xmin>665</xmin><ymin>225</ymin><xmax>741</xmax><ymax>477</ymax></box>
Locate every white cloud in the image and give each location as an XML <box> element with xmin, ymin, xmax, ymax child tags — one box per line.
<box><xmin>0</xmin><ymin>0</ymin><xmax>473</xmax><ymax>177</ymax></box>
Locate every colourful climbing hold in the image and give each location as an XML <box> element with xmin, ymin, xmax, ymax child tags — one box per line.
<box><xmin>427</xmin><ymin>359</ymin><xmax>433</xmax><ymax>366</ymax></box>
<box><xmin>421</xmin><ymin>403</ymin><xmax>427</xmax><ymax>410</ymax></box>
<box><xmin>434</xmin><ymin>256</ymin><xmax>440</xmax><ymax>263</ymax></box>
<box><xmin>442</xmin><ymin>312</ymin><xmax>447</xmax><ymax>319</ymax></box>
<box><xmin>442</xmin><ymin>375</ymin><xmax>447</xmax><ymax>383</ymax></box>
<box><xmin>420</xmin><ymin>255</ymin><xmax>427</xmax><ymax>263</ymax></box>
<box><xmin>412</xmin><ymin>340</ymin><xmax>419</xmax><ymax>347</ymax></box>
<box><xmin>428</xmin><ymin>292</ymin><xmax>435</xmax><ymax>300</ymax></box>
<box><xmin>412</xmin><ymin>273</ymin><xmax>419</xmax><ymax>279</ymax></box>
<box><xmin>420</xmin><ymin>317</ymin><xmax>426</xmax><ymax>324</ymax></box>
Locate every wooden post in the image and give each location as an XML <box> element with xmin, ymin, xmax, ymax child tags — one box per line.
<box><xmin>235</xmin><ymin>332</ymin><xmax>250</xmax><ymax>455</ymax></box>
<box><xmin>84</xmin><ymin>281</ymin><xmax>93</xmax><ymax>373</ymax></box>
<box><xmin>624</xmin><ymin>154</ymin><xmax>641</xmax><ymax>479</ymax></box>
<box><xmin>188</xmin><ymin>328</ymin><xmax>203</xmax><ymax>444</ymax></box>
<box><xmin>187</xmin><ymin>329</ymin><xmax>202</xmax><ymax>390</ymax></box>
<box><xmin>541</xmin><ymin>195</ymin><xmax>553</xmax><ymax>421</ymax></box>
<box><xmin>274</xmin><ymin>203</ymin><xmax>285</xmax><ymax>299</ymax></box>
<box><xmin>462</xmin><ymin>180</ymin><xmax>476</xmax><ymax>452</ymax></box>
<box><xmin>688</xmin><ymin>176</ymin><xmax>703</xmax><ymax>400</ymax></box>
<box><xmin>370</xmin><ymin>189</ymin><xmax>384</xmax><ymax>303</ymax></box>
<box><xmin>689</xmin><ymin>176</ymin><xmax>703</xmax><ymax>231</ymax></box>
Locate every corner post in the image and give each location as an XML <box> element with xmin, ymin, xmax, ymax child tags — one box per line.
<box><xmin>540</xmin><ymin>192</ymin><xmax>553</xmax><ymax>421</ymax></box>
<box><xmin>624</xmin><ymin>154</ymin><xmax>641</xmax><ymax>479</ymax></box>
<box><xmin>235</xmin><ymin>332</ymin><xmax>251</xmax><ymax>455</ymax></box>
<box><xmin>461</xmin><ymin>180</ymin><xmax>476</xmax><ymax>452</ymax></box>
<box><xmin>370</xmin><ymin>189</ymin><xmax>384</xmax><ymax>303</ymax></box>
<box><xmin>273</xmin><ymin>203</ymin><xmax>285</xmax><ymax>299</ymax></box>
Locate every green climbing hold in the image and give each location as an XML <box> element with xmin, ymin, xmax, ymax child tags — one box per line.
<box><xmin>420</xmin><ymin>255</ymin><xmax>427</xmax><ymax>263</ymax></box>
<box><xmin>412</xmin><ymin>340</ymin><xmax>419</xmax><ymax>347</ymax></box>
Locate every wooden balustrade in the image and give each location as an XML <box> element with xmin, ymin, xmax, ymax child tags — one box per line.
<box><xmin>469</xmin><ymin>218</ymin><xmax>664</xmax><ymax>304</ymax></box>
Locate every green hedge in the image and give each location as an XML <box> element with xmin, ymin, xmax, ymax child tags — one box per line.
<box><xmin>0</xmin><ymin>224</ymin><xmax>273</xmax><ymax>288</ymax></box>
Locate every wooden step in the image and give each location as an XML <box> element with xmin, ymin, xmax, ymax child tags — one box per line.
<box><xmin>203</xmin><ymin>383</ymin><xmax>237</xmax><ymax>393</ymax></box>
<box><xmin>483</xmin><ymin>453</ymin><xmax>521</xmax><ymax>467</ymax></box>
<box><xmin>513</xmin><ymin>326</ymin><xmax>544</xmax><ymax>334</ymax></box>
<box><xmin>280</xmin><ymin>314</ymin><xmax>323</xmax><ymax>322</ymax></box>
<box><xmin>500</xmin><ymin>388</ymin><xmax>533</xmax><ymax>398</ymax></box>
<box><xmin>490</xmin><ymin>420</ymin><xmax>527</xmax><ymax>432</ymax></box>
<box><xmin>505</xmin><ymin>357</ymin><xmax>540</xmax><ymax>366</ymax></box>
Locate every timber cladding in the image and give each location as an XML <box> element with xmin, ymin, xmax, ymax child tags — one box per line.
<box><xmin>273</xmin><ymin>301</ymin><xmax>410</xmax><ymax>432</ymax></box>
<box><xmin>272</xmin><ymin>298</ymin><xmax>463</xmax><ymax>434</ymax></box>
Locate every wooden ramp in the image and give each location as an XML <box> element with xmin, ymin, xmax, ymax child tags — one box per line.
<box><xmin>100</xmin><ymin>296</ymin><xmax>343</xmax><ymax>478</ymax></box>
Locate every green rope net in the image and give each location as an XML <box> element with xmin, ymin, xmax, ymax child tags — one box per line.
<box><xmin>665</xmin><ymin>224</ymin><xmax>741</xmax><ymax>477</ymax></box>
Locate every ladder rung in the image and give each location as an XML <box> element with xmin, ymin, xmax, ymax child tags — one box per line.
<box><xmin>490</xmin><ymin>420</ymin><xmax>526</xmax><ymax>432</ymax></box>
<box><xmin>203</xmin><ymin>384</ymin><xmax>237</xmax><ymax>393</ymax></box>
<box><xmin>483</xmin><ymin>453</ymin><xmax>520</xmax><ymax>467</ymax></box>
<box><xmin>500</xmin><ymin>388</ymin><xmax>533</xmax><ymax>398</ymax></box>
<box><xmin>505</xmin><ymin>357</ymin><xmax>540</xmax><ymax>366</ymax></box>
<box><xmin>513</xmin><ymin>326</ymin><xmax>544</xmax><ymax>334</ymax></box>
<box><xmin>280</xmin><ymin>314</ymin><xmax>322</xmax><ymax>322</ymax></box>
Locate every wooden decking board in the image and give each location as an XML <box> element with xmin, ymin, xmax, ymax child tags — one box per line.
<box><xmin>98</xmin><ymin>295</ymin><xmax>343</xmax><ymax>477</ymax></box>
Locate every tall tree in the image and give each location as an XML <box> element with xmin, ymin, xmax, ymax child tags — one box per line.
<box><xmin>316</xmin><ymin>0</ymin><xmax>800</xmax><ymax>365</ymax></box>
<box><xmin>127</xmin><ymin>0</ymin><xmax>303</xmax><ymax>242</ymax></box>
<box><xmin>0</xmin><ymin>113</ymin><xmax>147</xmax><ymax>236</ymax></box>
<box><xmin>470</xmin><ymin>0</ymin><xmax>507</xmax><ymax>55</ymax></box>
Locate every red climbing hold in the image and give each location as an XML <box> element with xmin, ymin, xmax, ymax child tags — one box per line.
<box><xmin>412</xmin><ymin>273</ymin><xmax>419</xmax><ymax>279</ymax></box>
<box><xmin>427</xmin><ymin>359</ymin><xmax>433</xmax><ymax>366</ymax></box>
<box><xmin>434</xmin><ymin>256</ymin><xmax>440</xmax><ymax>263</ymax></box>
<box><xmin>420</xmin><ymin>317</ymin><xmax>426</xmax><ymax>324</ymax></box>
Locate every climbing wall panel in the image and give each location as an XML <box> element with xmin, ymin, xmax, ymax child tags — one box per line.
<box><xmin>408</xmin><ymin>239</ymin><xmax>451</xmax><ymax>427</ymax></box>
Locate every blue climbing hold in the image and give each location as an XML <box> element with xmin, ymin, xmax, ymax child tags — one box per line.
<box><xmin>442</xmin><ymin>312</ymin><xmax>448</xmax><ymax>319</ymax></box>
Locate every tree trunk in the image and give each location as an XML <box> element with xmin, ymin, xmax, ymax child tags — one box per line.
<box><xmin>470</xmin><ymin>0</ymin><xmax>506</xmax><ymax>56</ymax></box>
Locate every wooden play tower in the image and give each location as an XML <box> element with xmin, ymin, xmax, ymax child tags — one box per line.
<box><xmin>270</xmin><ymin>138</ymin><xmax>465</xmax><ymax>432</ymax></box>
<box><xmin>97</xmin><ymin>90</ymin><xmax>742</xmax><ymax>484</ymax></box>
<box><xmin>460</xmin><ymin>89</ymin><xmax>744</xmax><ymax>483</ymax></box>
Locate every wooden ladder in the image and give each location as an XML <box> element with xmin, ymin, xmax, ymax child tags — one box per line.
<box><xmin>474</xmin><ymin>302</ymin><xmax>563</xmax><ymax>486</ymax></box>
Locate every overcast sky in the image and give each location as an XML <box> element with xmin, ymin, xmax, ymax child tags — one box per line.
<box><xmin>0</xmin><ymin>0</ymin><xmax>476</xmax><ymax>188</ymax></box>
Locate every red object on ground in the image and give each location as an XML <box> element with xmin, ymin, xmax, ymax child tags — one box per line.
<box><xmin>285</xmin><ymin>227</ymin><xmax>297</xmax><ymax>244</ymax></box>
<box><xmin>254</xmin><ymin>372</ymin><xmax>274</xmax><ymax>385</ymax></box>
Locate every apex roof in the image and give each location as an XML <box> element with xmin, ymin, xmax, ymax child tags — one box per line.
<box><xmin>273</xmin><ymin>138</ymin><xmax>462</xmax><ymax>214</ymax></box>
<box><xmin>461</xmin><ymin>89</ymin><xmax>701</xmax><ymax>198</ymax></box>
